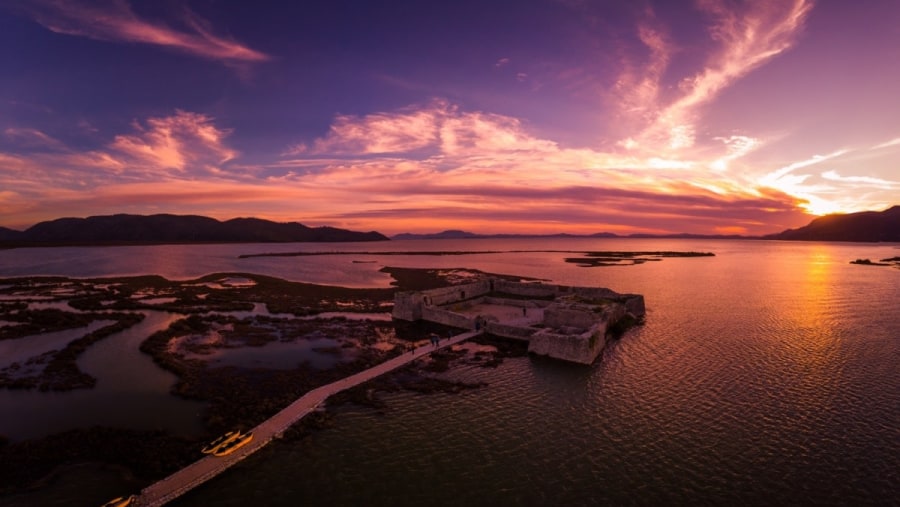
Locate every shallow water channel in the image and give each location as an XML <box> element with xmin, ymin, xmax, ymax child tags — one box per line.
<box><xmin>0</xmin><ymin>301</ymin><xmax>393</xmax><ymax>442</ymax></box>
<box><xmin>0</xmin><ymin>311</ymin><xmax>205</xmax><ymax>441</ymax></box>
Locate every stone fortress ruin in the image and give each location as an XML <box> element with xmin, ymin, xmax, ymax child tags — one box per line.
<box><xmin>393</xmin><ymin>277</ymin><xmax>646</xmax><ymax>365</ymax></box>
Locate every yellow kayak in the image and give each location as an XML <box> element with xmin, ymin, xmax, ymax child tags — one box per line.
<box><xmin>100</xmin><ymin>495</ymin><xmax>135</xmax><ymax>507</ymax></box>
<box><xmin>201</xmin><ymin>430</ymin><xmax>242</xmax><ymax>454</ymax></box>
<box><xmin>213</xmin><ymin>431</ymin><xmax>253</xmax><ymax>457</ymax></box>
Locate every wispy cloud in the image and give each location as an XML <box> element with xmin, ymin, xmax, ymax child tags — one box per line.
<box><xmin>16</xmin><ymin>0</ymin><xmax>269</xmax><ymax>64</ymax></box>
<box><xmin>0</xmin><ymin>110</ymin><xmax>237</xmax><ymax>187</ymax></box>
<box><xmin>613</xmin><ymin>8</ymin><xmax>672</xmax><ymax>124</ymax></box>
<box><xmin>760</xmin><ymin>149</ymin><xmax>848</xmax><ymax>187</ymax></box>
<box><xmin>288</xmin><ymin>103</ymin><xmax>444</xmax><ymax>156</ymax></box>
<box><xmin>872</xmin><ymin>137</ymin><xmax>900</xmax><ymax>150</ymax></box>
<box><xmin>821</xmin><ymin>171</ymin><xmax>898</xmax><ymax>188</ymax></box>
<box><xmin>621</xmin><ymin>0</ymin><xmax>813</xmax><ymax>153</ymax></box>
<box><xmin>109</xmin><ymin>110</ymin><xmax>237</xmax><ymax>174</ymax></box>
<box><xmin>754</xmin><ymin>147</ymin><xmax>900</xmax><ymax>215</ymax></box>
<box><xmin>3</xmin><ymin>127</ymin><xmax>67</xmax><ymax>151</ymax></box>
<box><xmin>710</xmin><ymin>135</ymin><xmax>761</xmax><ymax>171</ymax></box>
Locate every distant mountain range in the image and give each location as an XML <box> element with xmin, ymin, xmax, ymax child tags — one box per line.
<box><xmin>2</xmin><ymin>206</ymin><xmax>897</xmax><ymax>246</ymax></box>
<box><xmin>763</xmin><ymin>205</ymin><xmax>900</xmax><ymax>242</ymax></box>
<box><xmin>394</xmin><ymin>206</ymin><xmax>900</xmax><ymax>243</ymax></box>
<box><xmin>0</xmin><ymin>214</ymin><xmax>388</xmax><ymax>245</ymax></box>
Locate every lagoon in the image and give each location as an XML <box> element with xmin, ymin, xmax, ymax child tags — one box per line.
<box><xmin>1</xmin><ymin>238</ymin><xmax>898</xmax><ymax>505</ymax></box>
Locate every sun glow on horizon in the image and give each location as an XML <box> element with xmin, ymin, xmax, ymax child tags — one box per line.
<box><xmin>802</xmin><ymin>200</ymin><xmax>843</xmax><ymax>217</ymax></box>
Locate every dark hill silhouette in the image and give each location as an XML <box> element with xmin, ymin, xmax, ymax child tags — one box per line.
<box><xmin>3</xmin><ymin>214</ymin><xmax>388</xmax><ymax>244</ymax></box>
<box><xmin>765</xmin><ymin>206</ymin><xmax>900</xmax><ymax>242</ymax></box>
<box><xmin>0</xmin><ymin>226</ymin><xmax>22</xmax><ymax>241</ymax></box>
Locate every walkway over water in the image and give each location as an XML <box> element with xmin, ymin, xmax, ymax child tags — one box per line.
<box><xmin>137</xmin><ymin>330</ymin><xmax>482</xmax><ymax>506</ymax></box>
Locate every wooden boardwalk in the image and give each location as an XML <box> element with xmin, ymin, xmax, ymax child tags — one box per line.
<box><xmin>136</xmin><ymin>330</ymin><xmax>481</xmax><ymax>506</ymax></box>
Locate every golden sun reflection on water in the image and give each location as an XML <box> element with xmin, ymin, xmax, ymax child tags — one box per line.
<box><xmin>772</xmin><ymin>246</ymin><xmax>845</xmax><ymax>423</ymax></box>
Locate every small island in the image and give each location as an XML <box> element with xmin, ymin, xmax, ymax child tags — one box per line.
<box><xmin>850</xmin><ymin>257</ymin><xmax>900</xmax><ymax>268</ymax></box>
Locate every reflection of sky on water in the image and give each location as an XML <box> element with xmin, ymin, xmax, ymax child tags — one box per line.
<box><xmin>3</xmin><ymin>239</ymin><xmax>898</xmax><ymax>290</ymax></box>
<box><xmin>194</xmin><ymin>337</ymin><xmax>351</xmax><ymax>370</ymax></box>
<box><xmin>27</xmin><ymin>301</ymin><xmax>77</xmax><ymax>311</ymax></box>
<box><xmin>0</xmin><ymin>311</ymin><xmax>205</xmax><ymax>441</ymax></box>
<box><xmin>0</xmin><ymin>320</ymin><xmax>113</xmax><ymax>368</ymax></box>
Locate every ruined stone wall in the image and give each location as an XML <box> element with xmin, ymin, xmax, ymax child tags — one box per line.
<box><xmin>492</xmin><ymin>279</ymin><xmax>638</xmax><ymax>306</ymax></box>
<box><xmin>484</xmin><ymin>322</ymin><xmax>537</xmax><ymax>341</ymax></box>
<box><xmin>569</xmin><ymin>286</ymin><xmax>621</xmax><ymax>300</ymax></box>
<box><xmin>421</xmin><ymin>306</ymin><xmax>476</xmax><ymax>329</ymax></box>
<box><xmin>394</xmin><ymin>277</ymin><xmax>646</xmax><ymax>365</ymax></box>
<box><xmin>623</xmin><ymin>295</ymin><xmax>646</xmax><ymax>318</ymax></box>
<box><xmin>542</xmin><ymin>305</ymin><xmax>598</xmax><ymax>330</ymax></box>
<box><xmin>482</xmin><ymin>296</ymin><xmax>553</xmax><ymax>309</ymax></box>
<box><xmin>527</xmin><ymin>323</ymin><xmax>610</xmax><ymax>365</ymax></box>
<box><xmin>493</xmin><ymin>279</ymin><xmax>559</xmax><ymax>298</ymax></box>
<box><xmin>392</xmin><ymin>291</ymin><xmax>425</xmax><ymax>321</ymax></box>
<box><xmin>393</xmin><ymin>280</ymin><xmax>492</xmax><ymax>321</ymax></box>
<box><xmin>599</xmin><ymin>303</ymin><xmax>627</xmax><ymax>324</ymax></box>
<box><xmin>421</xmin><ymin>280</ymin><xmax>492</xmax><ymax>306</ymax></box>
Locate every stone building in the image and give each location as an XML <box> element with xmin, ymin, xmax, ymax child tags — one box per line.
<box><xmin>392</xmin><ymin>278</ymin><xmax>645</xmax><ymax>365</ymax></box>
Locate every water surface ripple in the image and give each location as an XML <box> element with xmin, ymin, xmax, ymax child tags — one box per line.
<box><xmin>2</xmin><ymin>239</ymin><xmax>898</xmax><ymax>505</ymax></box>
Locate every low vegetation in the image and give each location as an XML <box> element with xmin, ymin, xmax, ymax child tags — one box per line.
<box><xmin>0</xmin><ymin>267</ymin><xmax>518</xmax><ymax>493</ymax></box>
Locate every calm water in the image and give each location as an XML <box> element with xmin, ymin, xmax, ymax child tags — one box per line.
<box><xmin>1</xmin><ymin>239</ymin><xmax>898</xmax><ymax>505</ymax></box>
<box><xmin>0</xmin><ymin>311</ymin><xmax>205</xmax><ymax>441</ymax></box>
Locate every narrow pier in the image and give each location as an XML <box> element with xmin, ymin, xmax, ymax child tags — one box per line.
<box><xmin>137</xmin><ymin>330</ymin><xmax>481</xmax><ymax>506</ymax></box>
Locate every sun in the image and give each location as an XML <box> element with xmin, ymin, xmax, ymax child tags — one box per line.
<box><xmin>802</xmin><ymin>198</ymin><xmax>845</xmax><ymax>216</ymax></box>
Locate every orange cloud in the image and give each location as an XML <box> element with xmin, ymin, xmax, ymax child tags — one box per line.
<box><xmin>0</xmin><ymin>110</ymin><xmax>237</xmax><ymax>197</ymax></box>
<box><xmin>0</xmin><ymin>104</ymin><xmax>814</xmax><ymax>235</ymax></box>
<box><xmin>292</xmin><ymin>104</ymin><xmax>443</xmax><ymax>155</ymax></box>
<box><xmin>17</xmin><ymin>0</ymin><xmax>269</xmax><ymax>64</ymax></box>
<box><xmin>272</xmin><ymin>102</ymin><xmax>812</xmax><ymax>235</ymax></box>
<box><xmin>109</xmin><ymin>110</ymin><xmax>237</xmax><ymax>173</ymax></box>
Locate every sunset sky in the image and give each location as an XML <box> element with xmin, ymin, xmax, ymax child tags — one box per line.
<box><xmin>1</xmin><ymin>0</ymin><xmax>898</xmax><ymax>235</ymax></box>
